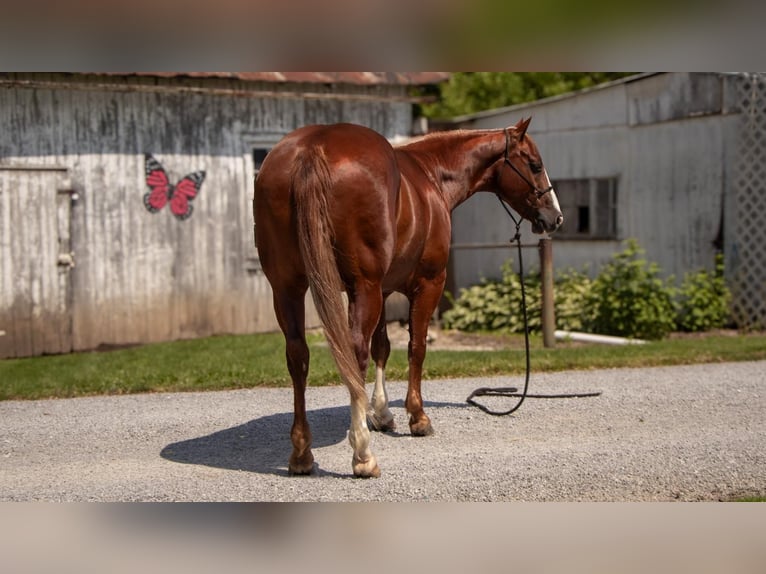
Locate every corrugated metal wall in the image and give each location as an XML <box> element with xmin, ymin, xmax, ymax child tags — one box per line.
<box><xmin>448</xmin><ymin>73</ymin><xmax>739</xmax><ymax>297</ymax></box>
<box><xmin>0</xmin><ymin>75</ymin><xmax>414</xmax><ymax>358</ymax></box>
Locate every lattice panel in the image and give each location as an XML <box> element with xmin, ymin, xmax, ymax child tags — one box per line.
<box><xmin>731</xmin><ymin>73</ymin><xmax>766</xmax><ymax>329</ymax></box>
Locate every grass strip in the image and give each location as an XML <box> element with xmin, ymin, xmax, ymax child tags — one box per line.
<box><xmin>1</xmin><ymin>332</ymin><xmax>764</xmax><ymax>401</ymax></box>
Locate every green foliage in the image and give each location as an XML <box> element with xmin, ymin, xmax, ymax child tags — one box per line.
<box><xmin>442</xmin><ymin>260</ymin><xmax>541</xmax><ymax>333</ymax></box>
<box><xmin>676</xmin><ymin>253</ymin><xmax>731</xmax><ymax>332</ymax></box>
<box><xmin>553</xmin><ymin>268</ymin><xmax>594</xmax><ymax>332</ymax></box>
<box><xmin>443</xmin><ymin>261</ymin><xmax>594</xmax><ymax>334</ymax></box>
<box><xmin>443</xmin><ymin>240</ymin><xmax>733</xmax><ymax>341</ymax></box>
<box><xmin>419</xmin><ymin>72</ymin><xmax>633</xmax><ymax>119</ymax></box>
<box><xmin>3</xmin><ymin>331</ymin><xmax>766</xmax><ymax>400</ymax></box>
<box><xmin>583</xmin><ymin>239</ymin><xmax>677</xmax><ymax>340</ymax></box>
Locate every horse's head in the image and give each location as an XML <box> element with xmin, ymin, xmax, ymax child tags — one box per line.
<box><xmin>495</xmin><ymin>117</ymin><xmax>563</xmax><ymax>234</ymax></box>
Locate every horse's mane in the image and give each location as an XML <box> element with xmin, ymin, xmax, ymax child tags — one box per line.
<box><xmin>395</xmin><ymin>128</ymin><xmax>499</xmax><ymax>150</ymax></box>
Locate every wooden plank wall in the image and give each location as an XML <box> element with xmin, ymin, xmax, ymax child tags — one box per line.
<box><xmin>0</xmin><ymin>76</ymin><xmax>413</xmax><ymax>357</ymax></box>
<box><xmin>0</xmin><ymin>167</ymin><xmax>72</xmax><ymax>357</ymax></box>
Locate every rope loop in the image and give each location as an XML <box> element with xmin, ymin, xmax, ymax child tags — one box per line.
<box><xmin>465</xmin><ymin>196</ymin><xmax>601</xmax><ymax>416</ymax></box>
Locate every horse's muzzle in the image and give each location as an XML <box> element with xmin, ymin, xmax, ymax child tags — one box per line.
<box><xmin>534</xmin><ymin>213</ymin><xmax>563</xmax><ymax>234</ymax></box>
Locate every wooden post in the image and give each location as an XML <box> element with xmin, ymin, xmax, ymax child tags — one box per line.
<box><xmin>539</xmin><ymin>237</ymin><xmax>555</xmax><ymax>348</ymax></box>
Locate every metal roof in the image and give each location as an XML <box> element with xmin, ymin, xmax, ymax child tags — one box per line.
<box><xmin>96</xmin><ymin>72</ymin><xmax>450</xmax><ymax>86</ymax></box>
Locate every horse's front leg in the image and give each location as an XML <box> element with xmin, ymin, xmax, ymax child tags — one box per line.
<box><xmin>405</xmin><ymin>274</ymin><xmax>446</xmax><ymax>436</ymax></box>
<box><xmin>369</xmin><ymin>294</ymin><xmax>395</xmax><ymax>431</ymax></box>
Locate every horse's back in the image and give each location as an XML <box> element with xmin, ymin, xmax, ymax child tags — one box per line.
<box><xmin>256</xmin><ymin>123</ymin><xmax>398</xmax><ymax>204</ymax></box>
<box><xmin>254</xmin><ymin>123</ymin><xmax>400</xmax><ymax>285</ymax></box>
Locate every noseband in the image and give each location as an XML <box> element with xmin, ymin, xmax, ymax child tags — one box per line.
<box><xmin>503</xmin><ymin>128</ymin><xmax>553</xmax><ymax>200</ymax></box>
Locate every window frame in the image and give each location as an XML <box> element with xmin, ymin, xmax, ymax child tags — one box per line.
<box><xmin>552</xmin><ymin>176</ymin><xmax>618</xmax><ymax>240</ymax></box>
<box><xmin>243</xmin><ymin>133</ymin><xmax>284</xmax><ymax>275</ymax></box>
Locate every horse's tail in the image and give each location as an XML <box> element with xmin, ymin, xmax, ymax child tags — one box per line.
<box><xmin>291</xmin><ymin>146</ymin><xmax>372</xmax><ymax>414</ymax></box>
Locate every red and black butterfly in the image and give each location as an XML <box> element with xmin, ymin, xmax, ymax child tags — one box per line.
<box><xmin>143</xmin><ymin>154</ymin><xmax>206</xmax><ymax>220</ymax></box>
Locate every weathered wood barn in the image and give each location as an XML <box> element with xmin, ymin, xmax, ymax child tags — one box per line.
<box><xmin>443</xmin><ymin>72</ymin><xmax>766</xmax><ymax>329</ymax></box>
<box><xmin>0</xmin><ymin>72</ymin><xmax>448</xmax><ymax>358</ymax></box>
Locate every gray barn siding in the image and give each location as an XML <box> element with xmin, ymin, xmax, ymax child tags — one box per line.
<box><xmin>0</xmin><ymin>168</ymin><xmax>73</xmax><ymax>357</ymax></box>
<box><xmin>448</xmin><ymin>73</ymin><xmax>739</xmax><ymax>294</ymax></box>
<box><xmin>0</xmin><ymin>76</ymin><xmax>413</xmax><ymax>357</ymax></box>
<box><xmin>623</xmin><ymin>116</ymin><xmax>731</xmax><ymax>279</ymax></box>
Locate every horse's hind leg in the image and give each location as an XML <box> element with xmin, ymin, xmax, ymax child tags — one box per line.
<box><xmin>273</xmin><ymin>288</ymin><xmax>314</xmax><ymax>475</ymax></box>
<box><xmin>344</xmin><ymin>280</ymin><xmax>387</xmax><ymax>476</ymax></box>
<box><xmin>370</xmin><ymin>295</ymin><xmax>395</xmax><ymax>431</ymax></box>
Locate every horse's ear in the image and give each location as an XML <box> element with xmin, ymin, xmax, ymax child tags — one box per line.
<box><xmin>514</xmin><ymin>117</ymin><xmax>532</xmax><ymax>141</ymax></box>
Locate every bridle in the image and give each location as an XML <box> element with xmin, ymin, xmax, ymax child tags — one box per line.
<box><xmin>503</xmin><ymin>128</ymin><xmax>553</xmax><ymax>200</ymax></box>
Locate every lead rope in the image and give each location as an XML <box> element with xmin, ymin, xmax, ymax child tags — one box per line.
<box><xmin>465</xmin><ymin>195</ymin><xmax>601</xmax><ymax>416</ymax></box>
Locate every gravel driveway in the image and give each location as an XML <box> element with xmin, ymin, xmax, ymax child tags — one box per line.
<box><xmin>1</xmin><ymin>361</ymin><xmax>764</xmax><ymax>501</ymax></box>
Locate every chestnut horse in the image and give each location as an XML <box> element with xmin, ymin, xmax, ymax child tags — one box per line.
<box><xmin>253</xmin><ymin>118</ymin><xmax>562</xmax><ymax>477</ymax></box>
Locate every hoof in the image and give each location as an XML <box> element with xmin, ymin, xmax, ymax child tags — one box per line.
<box><xmin>378</xmin><ymin>418</ymin><xmax>397</xmax><ymax>432</ymax></box>
<box><xmin>369</xmin><ymin>414</ymin><xmax>396</xmax><ymax>432</ymax></box>
<box><xmin>288</xmin><ymin>451</ymin><xmax>315</xmax><ymax>475</ymax></box>
<box><xmin>288</xmin><ymin>466</ymin><xmax>314</xmax><ymax>476</ymax></box>
<box><xmin>410</xmin><ymin>417</ymin><xmax>434</xmax><ymax>437</ymax></box>
<box><xmin>353</xmin><ymin>456</ymin><xmax>381</xmax><ymax>478</ymax></box>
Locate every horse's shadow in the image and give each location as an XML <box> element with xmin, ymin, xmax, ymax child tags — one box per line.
<box><xmin>160</xmin><ymin>399</ymin><xmax>465</xmax><ymax>477</ymax></box>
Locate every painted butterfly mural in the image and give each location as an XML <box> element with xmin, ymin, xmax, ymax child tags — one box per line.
<box><xmin>143</xmin><ymin>154</ymin><xmax>206</xmax><ymax>220</ymax></box>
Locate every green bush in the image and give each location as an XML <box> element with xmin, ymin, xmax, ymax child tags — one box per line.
<box><xmin>442</xmin><ymin>260</ymin><xmax>541</xmax><ymax>333</ymax></box>
<box><xmin>442</xmin><ymin>262</ymin><xmax>590</xmax><ymax>334</ymax></box>
<box><xmin>582</xmin><ymin>239</ymin><xmax>677</xmax><ymax>340</ymax></box>
<box><xmin>553</xmin><ymin>267</ymin><xmax>594</xmax><ymax>332</ymax></box>
<box><xmin>675</xmin><ymin>253</ymin><xmax>731</xmax><ymax>332</ymax></box>
<box><xmin>443</xmin><ymin>240</ymin><xmax>732</xmax><ymax>340</ymax></box>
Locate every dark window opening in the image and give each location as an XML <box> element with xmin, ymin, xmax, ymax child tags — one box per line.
<box><xmin>250</xmin><ymin>144</ymin><xmax>278</xmax><ymax>276</ymax></box>
<box><xmin>253</xmin><ymin>148</ymin><xmax>270</xmax><ymax>174</ymax></box>
<box><xmin>551</xmin><ymin>177</ymin><xmax>618</xmax><ymax>240</ymax></box>
<box><xmin>577</xmin><ymin>206</ymin><xmax>590</xmax><ymax>233</ymax></box>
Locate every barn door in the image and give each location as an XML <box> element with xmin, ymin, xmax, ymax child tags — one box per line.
<box><xmin>0</xmin><ymin>167</ymin><xmax>74</xmax><ymax>358</ymax></box>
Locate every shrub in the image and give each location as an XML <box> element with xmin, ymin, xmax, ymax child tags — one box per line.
<box><xmin>553</xmin><ymin>268</ymin><xmax>594</xmax><ymax>332</ymax></box>
<box><xmin>442</xmin><ymin>261</ymin><xmax>590</xmax><ymax>334</ymax></box>
<box><xmin>442</xmin><ymin>240</ymin><xmax>732</xmax><ymax>340</ymax></box>
<box><xmin>582</xmin><ymin>239</ymin><xmax>677</xmax><ymax>340</ymax></box>
<box><xmin>676</xmin><ymin>253</ymin><xmax>731</xmax><ymax>332</ymax></box>
<box><xmin>442</xmin><ymin>260</ymin><xmax>541</xmax><ymax>333</ymax></box>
